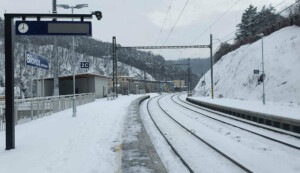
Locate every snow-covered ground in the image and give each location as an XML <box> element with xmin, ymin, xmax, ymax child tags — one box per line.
<box><xmin>141</xmin><ymin>94</ymin><xmax>300</xmax><ymax>173</ymax></box>
<box><xmin>194</xmin><ymin>26</ymin><xmax>300</xmax><ymax>107</ymax></box>
<box><xmin>0</xmin><ymin>87</ymin><xmax>4</xmax><ymax>95</ymax></box>
<box><xmin>0</xmin><ymin>95</ymin><xmax>141</xmax><ymax>173</ymax></box>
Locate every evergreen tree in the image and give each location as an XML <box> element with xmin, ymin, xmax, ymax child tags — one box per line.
<box><xmin>236</xmin><ymin>5</ymin><xmax>258</xmax><ymax>40</ymax></box>
<box><xmin>256</xmin><ymin>5</ymin><xmax>280</xmax><ymax>33</ymax></box>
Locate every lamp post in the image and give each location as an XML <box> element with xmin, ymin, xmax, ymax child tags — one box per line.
<box><xmin>57</xmin><ymin>3</ymin><xmax>88</xmax><ymax>117</ymax></box>
<box><xmin>257</xmin><ymin>33</ymin><xmax>266</xmax><ymax>105</ymax></box>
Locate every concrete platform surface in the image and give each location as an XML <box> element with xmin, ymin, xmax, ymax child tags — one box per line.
<box><xmin>121</xmin><ymin>96</ymin><xmax>167</xmax><ymax>173</ymax></box>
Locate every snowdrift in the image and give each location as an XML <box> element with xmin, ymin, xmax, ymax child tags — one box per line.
<box><xmin>194</xmin><ymin>26</ymin><xmax>300</xmax><ymax>106</ymax></box>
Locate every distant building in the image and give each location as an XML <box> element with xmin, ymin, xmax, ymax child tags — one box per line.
<box><xmin>172</xmin><ymin>80</ymin><xmax>185</xmax><ymax>88</ymax></box>
<box><xmin>109</xmin><ymin>76</ymin><xmax>136</xmax><ymax>87</ymax></box>
<box><xmin>36</xmin><ymin>73</ymin><xmax>109</xmax><ymax>98</ymax></box>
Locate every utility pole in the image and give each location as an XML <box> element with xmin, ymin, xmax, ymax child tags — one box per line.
<box><xmin>52</xmin><ymin>0</ymin><xmax>59</xmax><ymax>98</ymax></box>
<box><xmin>210</xmin><ymin>34</ymin><xmax>214</xmax><ymax>99</ymax></box>
<box><xmin>257</xmin><ymin>33</ymin><xmax>266</xmax><ymax>105</ymax></box>
<box><xmin>262</xmin><ymin>36</ymin><xmax>266</xmax><ymax>105</ymax></box>
<box><xmin>112</xmin><ymin>36</ymin><xmax>118</xmax><ymax>98</ymax></box>
<box><xmin>188</xmin><ymin>58</ymin><xmax>191</xmax><ymax>93</ymax></box>
<box><xmin>144</xmin><ymin>62</ymin><xmax>146</xmax><ymax>93</ymax></box>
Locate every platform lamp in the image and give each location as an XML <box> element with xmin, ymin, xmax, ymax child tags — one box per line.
<box><xmin>57</xmin><ymin>3</ymin><xmax>88</xmax><ymax>117</ymax></box>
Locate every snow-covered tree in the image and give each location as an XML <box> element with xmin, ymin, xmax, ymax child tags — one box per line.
<box><xmin>236</xmin><ymin>5</ymin><xmax>258</xmax><ymax>40</ymax></box>
<box><xmin>256</xmin><ymin>5</ymin><xmax>280</xmax><ymax>33</ymax></box>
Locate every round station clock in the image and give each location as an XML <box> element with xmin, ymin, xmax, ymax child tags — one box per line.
<box><xmin>18</xmin><ymin>23</ymin><xmax>29</xmax><ymax>33</ymax></box>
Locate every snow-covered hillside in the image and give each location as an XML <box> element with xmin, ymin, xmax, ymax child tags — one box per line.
<box><xmin>194</xmin><ymin>26</ymin><xmax>300</xmax><ymax>107</ymax></box>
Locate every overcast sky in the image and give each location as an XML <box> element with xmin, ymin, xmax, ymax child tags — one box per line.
<box><xmin>0</xmin><ymin>0</ymin><xmax>296</xmax><ymax>60</ymax></box>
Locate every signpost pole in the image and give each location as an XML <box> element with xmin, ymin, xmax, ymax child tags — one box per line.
<box><xmin>31</xmin><ymin>67</ymin><xmax>33</xmax><ymax>120</ymax></box>
<box><xmin>42</xmin><ymin>71</ymin><xmax>45</xmax><ymax>117</ymax></box>
<box><xmin>210</xmin><ymin>34</ymin><xmax>214</xmax><ymax>99</ymax></box>
<box><xmin>4</xmin><ymin>14</ymin><xmax>15</xmax><ymax>150</ymax></box>
<box><xmin>72</xmin><ymin>8</ymin><xmax>76</xmax><ymax>117</ymax></box>
<box><xmin>36</xmin><ymin>68</ymin><xmax>40</xmax><ymax>117</ymax></box>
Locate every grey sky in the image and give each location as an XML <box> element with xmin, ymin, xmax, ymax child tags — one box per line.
<box><xmin>0</xmin><ymin>0</ymin><xmax>296</xmax><ymax>60</ymax></box>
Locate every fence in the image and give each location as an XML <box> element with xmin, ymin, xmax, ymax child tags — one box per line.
<box><xmin>0</xmin><ymin>93</ymin><xmax>96</xmax><ymax>131</ymax></box>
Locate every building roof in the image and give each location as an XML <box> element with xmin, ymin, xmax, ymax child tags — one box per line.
<box><xmin>36</xmin><ymin>73</ymin><xmax>108</xmax><ymax>81</ymax></box>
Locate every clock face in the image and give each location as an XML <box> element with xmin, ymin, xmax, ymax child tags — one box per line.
<box><xmin>18</xmin><ymin>23</ymin><xmax>29</xmax><ymax>33</ymax></box>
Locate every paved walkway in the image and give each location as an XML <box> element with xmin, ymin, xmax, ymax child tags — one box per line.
<box><xmin>121</xmin><ymin>96</ymin><xmax>167</xmax><ymax>173</ymax></box>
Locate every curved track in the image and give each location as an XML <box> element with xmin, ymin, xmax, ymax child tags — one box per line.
<box><xmin>145</xmin><ymin>94</ymin><xmax>252</xmax><ymax>173</ymax></box>
<box><xmin>171</xmin><ymin>94</ymin><xmax>300</xmax><ymax>150</ymax></box>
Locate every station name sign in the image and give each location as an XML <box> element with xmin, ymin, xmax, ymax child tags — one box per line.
<box><xmin>16</xmin><ymin>21</ymin><xmax>92</xmax><ymax>36</ymax></box>
<box><xmin>25</xmin><ymin>51</ymin><xmax>49</xmax><ymax>70</ymax></box>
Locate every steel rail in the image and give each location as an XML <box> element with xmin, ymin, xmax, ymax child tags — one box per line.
<box><xmin>156</xmin><ymin>95</ymin><xmax>252</xmax><ymax>173</ymax></box>
<box><xmin>172</xmin><ymin>94</ymin><xmax>300</xmax><ymax>150</ymax></box>
<box><xmin>146</xmin><ymin>95</ymin><xmax>194</xmax><ymax>173</ymax></box>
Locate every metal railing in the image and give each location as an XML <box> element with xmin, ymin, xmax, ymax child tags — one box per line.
<box><xmin>0</xmin><ymin>93</ymin><xmax>96</xmax><ymax>131</ymax></box>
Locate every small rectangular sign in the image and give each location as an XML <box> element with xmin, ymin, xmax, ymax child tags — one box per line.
<box><xmin>16</xmin><ymin>21</ymin><xmax>92</xmax><ymax>36</ymax></box>
<box><xmin>81</xmin><ymin>62</ymin><xmax>89</xmax><ymax>68</ymax></box>
<box><xmin>254</xmin><ymin>70</ymin><xmax>259</xmax><ymax>74</ymax></box>
<box><xmin>25</xmin><ymin>51</ymin><xmax>49</xmax><ymax>70</ymax></box>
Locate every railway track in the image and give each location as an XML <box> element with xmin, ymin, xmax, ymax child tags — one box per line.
<box><xmin>171</xmin><ymin>94</ymin><xmax>300</xmax><ymax>150</ymax></box>
<box><xmin>145</xmin><ymin>94</ymin><xmax>252</xmax><ymax>173</ymax></box>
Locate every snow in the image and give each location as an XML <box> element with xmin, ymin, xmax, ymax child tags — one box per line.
<box><xmin>0</xmin><ymin>95</ymin><xmax>141</xmax><ymax>173</ymax></box>
<box><xmin>154</xmin><ymin>94</ymin><xmax>300</xmax><ymax>173</ymax></box>
<box><xmin>194</xmin><ymin>26</ymin><xmax>300</xmax><ymax>107</ymax></box>
<box><xmin>139</xmin><ymin>95</ymin><xmax>191</xmax><ymax>173</ymax></box>
<box><xmin>0</xmin><ymin>87</ymin><xmax>4</xmax><ymax>95</ymax></box>
<box><xmin>188</xmin><ymin>96</ymin><xmax>300</xmax><ymax>121</ymax></box>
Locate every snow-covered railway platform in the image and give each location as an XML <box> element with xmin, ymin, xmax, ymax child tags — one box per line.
<box><xmin>0</xmin><ymin>94</ymin><xmax>163</xmax><ymax>173</ymax></box>
<box><xmin>187</xmin><ymin>96</ymin><xmax>300</xmax><ymax>134</ymax></box>
<box><xmin>121</xmin><ymin>95</ymin><xmax>167</xmax><ymax>172</ymax></box>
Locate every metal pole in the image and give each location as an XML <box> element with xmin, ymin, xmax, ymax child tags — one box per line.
<box><xmin>115</xmin><ymin>39</ymin><xmax>118</xmax><ymax>98</ymax></box>
<box><xmin>112</xmin><ymin>36</ymin><xmax>118</xmax><ymax>98</ymax></box>
<box><xmin>72</xmin><ymin>7</ymin><xmax>76</xmax><ymax>117</ymax></box>
<box><xmin>128</xmin><ymin>81</ymin><xmax>129</xmax><ymax>95</ymax></box>
<box><xmin>262</xmin><ymin>37</ymin><xmax>266</xmax><ymax>105</ymax></box>
<box><xmin>52</xmin><ymin>0</ymin><xmax>59</xmax><ymax>116</ymax></box>
<box><xmin>31</xmin><ymin>67</ymin><xmax>33</xmax><ymax>120</ymax></box>
<box><xmin>42</xmin><ymin>71</ymin><xmax>45</xmax><ymax>117</ymax></box>
<box><xmin>107</xmin><ymin>75</ymin><xmax>109</xmax><ymax>101</ymax></box>
<box><xmin>210</xmin><ymin>34</ymin><xmax>214</xmax><ymax>99</ymax></box>
<box><xmin>188</xmin><ymin>58</ymin><xmax>191</xmax><ymax>94</ymax></box>
<box><xmin>4</xmin><ymin>14</ymin><xmax>15</xmax><ymax>149</ymax></box>
<box><xmin>37</xmin><ymin>68</ymin><xmax>39</xmax><ymax>118</ymax></box>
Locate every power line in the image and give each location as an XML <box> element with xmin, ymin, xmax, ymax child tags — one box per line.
<box><xmin>213</xmin><ymin>0</ymin><xmax>297</xmax><ymax>46</ymax></box>
<box><xmin>155</xmin><ymin>0</ymin><xmax>175</xmax><ymax>45</ymax></box>
<box><xmin>162</xmin><ymin>0</ymin><xmax>190</xmax><ymax>46</ymax></box>
<box><xmin>192</xmin><ymin>0</ymin><xmax>243</xmax><ymax>44</ymax></box>
<box><xmin>278</xmin><ymin>0</ymin><xmax>300</xmax><ymax>14</ymax></box>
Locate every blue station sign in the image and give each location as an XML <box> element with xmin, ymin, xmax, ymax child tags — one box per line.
<box><xmin>25</xmin><ymin>51</ymin><xmax>49</xmax><ymax>70</ymax></box>
<box><xmin>16</xmin><ymin>21</ymin><xmax>92</xmax><ymax>36</ymax></box>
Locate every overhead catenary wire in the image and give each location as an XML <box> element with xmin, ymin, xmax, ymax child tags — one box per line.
<box><xmin>162</xmin><ymin>0</ymin><xmax>190</xmax><ymax>46</ymax></box>
<box><xmin>155</xmin><ymin>0</ymin><xmax>175</xmax><ymax>45</ymax></box>
<box><xmin>192</xmin><ymin>0</ymin><xmax>243</xmax><ymax>44</ymax></box>
<box><xmin>211</xmin><ymin>0</ymin><xmax>299</xmax><ymax>54</ymax></box>
<box><xmin>192</xmin><ymin>0</ymin><xmax>295</xmax><ymax>45</ymax></box>
<box><xmin>277</xmin><ymin>0</ymin><xmax>300</xmax><ymax>14</ymax></box>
